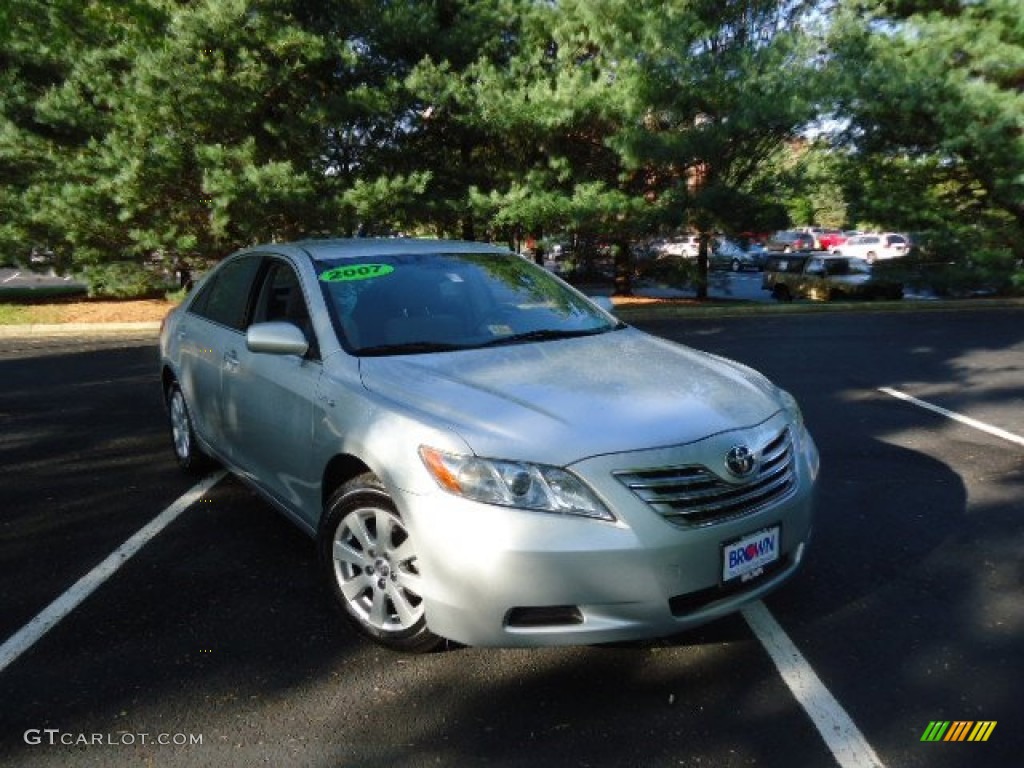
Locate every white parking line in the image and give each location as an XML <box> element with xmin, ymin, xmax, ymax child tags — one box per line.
<box><xmin>743</xmin><ymin>601</ymin><xmax>885</xmax><ymax>768</ymax></box>
<box><xmin>879</xmin><ymin>387</ymin><xmax>1024</xmax><ymax>448</ymax></box>
<box><xmin>2</xmin><ymin>271</ymin><xmax>20</xmax><ymax>283</ymax></box>
<box><xmin>0</xmin><ymin>471</ymin><xmax>226</xmax><ymax>675</ymax></box>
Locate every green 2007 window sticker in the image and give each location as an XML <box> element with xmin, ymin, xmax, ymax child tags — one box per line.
<box><xmin>319</xmin><ymin>263</ymin><xmax>395</xmax><ymax>282</ymax></box>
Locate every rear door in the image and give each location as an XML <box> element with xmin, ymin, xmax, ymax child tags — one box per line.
<box><xmin>177</xmin><ymin>255</ymin><xmax>263</xmax><ymax>454</ymax></box>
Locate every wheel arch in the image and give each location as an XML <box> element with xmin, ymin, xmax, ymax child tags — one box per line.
<box><xmin>321</xmin><ymin>453</ymin><xmax>374</xmax><ymax>511</ymax></box>
<box><xmin>161</xmin><ymin>365</ymin><xmax>179</xmax><ymax>399</ymax></box>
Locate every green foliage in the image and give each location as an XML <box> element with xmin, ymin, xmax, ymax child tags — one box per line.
<box><xmin>828</xmin><ymin>0</ymin><xmax>1023</xmax><ymax>261</ymax></box>
<box><xmin>76</xmin><ymin>261</ymin><xmax>171</xmax><ymax>299</ymax></box>
<box><xmin>637</xmin><ymin>255</ymin><xmax>698</xmax><ymax>290</ymax></box>
<box><xmin>0</xmin><ymin>0</ymin><xmax>1019</xmax><ymax>304</ymax></box>
<box><xmin>340</xmin><ymin>172</ymin><xmax>433</xmax><ymax>235</ymax></box>
<box><xmin>777</xmin><ymin>142</ymin><xmax>849</xmax><ymax>228</ymax></box>
<box><xmin>873</xmin><ymin>242</ymin><xmax>1022</xmax><ymax>297</ymax></box>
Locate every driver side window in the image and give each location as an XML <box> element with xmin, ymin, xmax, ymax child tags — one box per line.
<box><xmin>252</xmin><ymin>260</ymin><xmax>320</xmax><ymax>360</ymax></box>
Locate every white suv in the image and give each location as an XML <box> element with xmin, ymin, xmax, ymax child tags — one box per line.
<box><xmin>657</xmin><ymin>234</ymin><xmax>702</xmax><ymax>258</ymax></box>
<box><xmin>838</xmin><ymin>233</ymin><xmax>908</xmax><ymax>262</ymax></box>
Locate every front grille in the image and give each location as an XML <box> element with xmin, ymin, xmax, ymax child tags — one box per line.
<box><xmin>614</xmin><ymin>428</ymin><xmax>795</xmax><ymax>527</ymax></box>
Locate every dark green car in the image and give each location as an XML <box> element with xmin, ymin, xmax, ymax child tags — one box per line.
<box><xmin>762</xmin><ymin>253</ymin><xmax>904</xmax><ymax>301</ymax></box>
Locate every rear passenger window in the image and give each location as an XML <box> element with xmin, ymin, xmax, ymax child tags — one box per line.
<box><xmin>188</xmin><ymin>256</ymin><xmax>262</xmax><ymax>330</ymax></box>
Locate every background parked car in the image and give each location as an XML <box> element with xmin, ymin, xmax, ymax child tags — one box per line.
<box><xmin>650</xmin><ymin>234</ymin><xmax>702</xmax><ymax>259</ymax></box>
<box><xmin>673</xmin><ymin>234</ymin><xmax>702</xmax><ymax>258</ymax></box>
<box><xmin>762</xmin><ymin>252</ymin><xmax>904</xmax><ymax>301</ymax></box>
<box><xmin>745</xmin><ymin>242</ymin><xmax>769</xmax><ymax>269</ymax></box>
<box><xmin>816</xmin><ymin>229</ymin><xmax>847</xmax><ymax>251</ymax></box>
<box><xmin>766</xmin><ymin>230</ymin><xmax>815</xmax><ymax>253</ymax></box>
<box><xmin>838</xmin><ymin>233</ymin><xmax>909</xmax><ymax>262</ymax></box>
<box><xmin>800</xmin><ymin>227</ymin><xmax>827</xmax><ymax>249</ymax></box>
<box><xmin>710</xmin><ymin>238</ymin><xmax>767</xmax><ymax>271</ymax></box>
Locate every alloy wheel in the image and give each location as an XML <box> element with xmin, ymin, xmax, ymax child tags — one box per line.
<box><xmin>331</xmin><ymin>505</ymin><xmax>425</xmax><ymax>634</ymax></box>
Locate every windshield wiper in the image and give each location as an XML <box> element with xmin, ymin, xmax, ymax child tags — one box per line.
<box><xmin>357</xmin><ymin>341</ymin><xmax>468</xmax><ymax>356</ymax></box>
<box><xmin>477</xmin><ymin>327</ymin><xmax>611</xmax><ymax>348</ymax></box>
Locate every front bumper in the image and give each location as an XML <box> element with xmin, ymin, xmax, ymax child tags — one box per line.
<box><xmin>399</xmin><ymin>416</ymin><xmax>818</xmax><ymax>647</ymax></box>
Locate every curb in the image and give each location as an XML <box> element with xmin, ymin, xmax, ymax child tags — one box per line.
<box><xmin>0</xmin><ymin>321</ymin><xmax>162</xmax><ymax>339</ymax></box>
<box><xmin>614</xmin><ymin>296</ymin><xmax>1024</xmax><ymax>321</ymax></box>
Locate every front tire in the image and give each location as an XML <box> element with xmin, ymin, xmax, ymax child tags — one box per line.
<box><xmin>166</xmin><ymin>383</ymin><xmax>212</xmax><ymax>473</ymax></box>
<box><xmin>319</xmin><ymin>474</ymin><xmax>442</xmax><ymax>652</ymax></box>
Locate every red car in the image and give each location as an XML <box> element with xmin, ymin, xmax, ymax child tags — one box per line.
<box><xmin>817</xmin><ymin>229</ymin><xmax>848</xmax><ymax>251</ymax></box>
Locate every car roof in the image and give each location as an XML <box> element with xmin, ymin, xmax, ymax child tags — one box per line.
<box><xmin>240</xmin><ymin>238</ymin><xmax>514</xmax><ymax>261</ymax></box>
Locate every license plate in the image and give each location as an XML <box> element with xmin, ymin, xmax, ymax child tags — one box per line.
<box><xmin>722</xmin><ymin>526</ymin><xmax>780</xmax><ymax>583</ymax></box>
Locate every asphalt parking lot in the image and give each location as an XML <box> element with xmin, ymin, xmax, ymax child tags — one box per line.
<box><xmin>0</xmin><ymin>267</ymin><xmax>83</xmax><ymax>292</ymax></box>
<box><xmin>0</xmin><ymin>307</ymin><xmax>1021</xmax><ymax>767</ymax></box>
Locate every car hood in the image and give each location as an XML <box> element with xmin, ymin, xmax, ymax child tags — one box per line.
<box><xmin>358</xmin><ymin>328</ymin><xmax>784</xmax><ymax>465</ymax></box>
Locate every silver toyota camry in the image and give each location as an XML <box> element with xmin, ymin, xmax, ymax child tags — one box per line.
<box><xmin>159</xmin><ymin>238</ymin><xmax>818</xmax><ymax>651</ymax></box>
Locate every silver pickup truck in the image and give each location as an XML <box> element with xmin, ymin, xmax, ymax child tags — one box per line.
<box><xmin>762</xmin><ymin>252</ymin><xmax>904</xmax><ymax>301</ymax></box>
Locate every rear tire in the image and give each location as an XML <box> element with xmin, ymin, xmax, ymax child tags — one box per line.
<box><xmin>166</xmin><ymin>383</ymin><xmax>212</xmax><ymax>473</ymax></box>
<box><xmin>319</xmin><ymin>474</ymin><xmax>443</xmax><ymax>653</ymax></box>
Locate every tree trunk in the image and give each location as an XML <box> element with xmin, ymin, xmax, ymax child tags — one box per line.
<box><xmin>612</xmin><ymin>238</ymin><xmax>633</xmax><ymax>296</ymax></box>
<box><xmin>695</xmin><ymin>231</ymin><xmax>710</xmax><ymax>300</ymax></box>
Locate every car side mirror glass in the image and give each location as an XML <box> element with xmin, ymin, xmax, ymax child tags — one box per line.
<box><xmin>246</xmin><ymin>321</ymin><xmax>310</xmax><ymax>357</ymax></box>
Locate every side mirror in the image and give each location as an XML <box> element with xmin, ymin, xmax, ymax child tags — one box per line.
<box><xmin>246</xmin><ymin>321</ymin><xmax>309</xmax><ymax>357</ymax></box>
<box><xmin>591</xmin><ymin>296</ymin><xmax>616</xmax><ymax>314</ymax></box>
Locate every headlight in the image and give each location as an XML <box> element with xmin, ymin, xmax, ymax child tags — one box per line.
<box><xmin>419</xmin><ymin>446</ymin><xmax>614</xmax><ymax>521</ymax></box>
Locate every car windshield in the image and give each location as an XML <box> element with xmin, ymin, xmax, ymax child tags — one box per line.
<box><xmin>316</xmin><ymin>251</ymin><xmax>620</xmax><ymax>355</ymax></box>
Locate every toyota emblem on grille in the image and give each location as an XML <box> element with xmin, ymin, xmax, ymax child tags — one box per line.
<box><xmin>725</xmin><ymin>445</ymin><xmax>756</xmax><ymax>478</ymax></box>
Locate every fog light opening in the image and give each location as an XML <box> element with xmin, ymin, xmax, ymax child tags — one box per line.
<box><xmin>505</xmin><ymin>605</ymin><xmax>584</xmax><ymax>628</ymax></box>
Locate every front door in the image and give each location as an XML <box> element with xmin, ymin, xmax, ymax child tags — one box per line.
<box><xmin>221</xmin><ymin>258</ymin><xmax>322</xmax><ymax>514</ymax></box>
